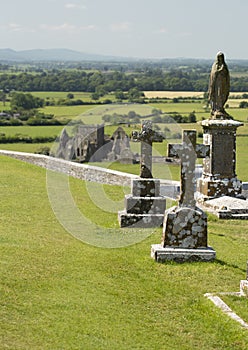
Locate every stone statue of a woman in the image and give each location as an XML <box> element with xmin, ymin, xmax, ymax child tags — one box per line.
<box><xmin>208</xmin><ymin>52</ymin><xmax>230</xmax><ymax>118</ymax></box>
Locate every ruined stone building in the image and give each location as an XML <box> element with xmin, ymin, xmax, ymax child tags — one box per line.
<box><xmin>56</xmin><ymin>124</ymin><xmax>135</xmax><ymax>163</ymax></box>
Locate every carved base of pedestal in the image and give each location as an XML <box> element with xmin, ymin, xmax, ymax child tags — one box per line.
<box><xmin>118</xmin><ymin>178</ymin><xmax>166</xmax><ymax>228</ymax></box>
<box><xmin>197</xmin><ymin>177</ymin><xmax>242</xmax><ymax>199</ymax></box>
<box><xmin>125</xmin><ymin>195</ymin><xmax>166</xmax><ymax>214</ymax></box>
<box><xmin>132</xmin><ymin>178</ymin><xmax>160</xmax><ymax>197</ymax></box>
<box><xmin>118</xmin><ymin>211</ymin><xmax>164</xmax><ymax>228</ymax></box>
<box><xmin>151</xmin><ymin>245</ymin><xmax>216</xmax><ymax>263</ymax></box>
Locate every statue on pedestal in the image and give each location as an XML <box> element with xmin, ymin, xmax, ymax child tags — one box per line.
<box><xmin>208</xmin><ymin>52</ymin><xmax>230</xmax><ymax>119</ymax></box>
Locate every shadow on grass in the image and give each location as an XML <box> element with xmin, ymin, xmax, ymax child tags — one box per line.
<box><xmin>214</xmin><ymin>259</ymin><xmax>247</xmax><ymax>273</ymax></box>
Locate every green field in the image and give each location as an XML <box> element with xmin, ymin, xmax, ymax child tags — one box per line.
<box><xmin>0</xmin><ymin>97</ymin><xmax>247</xmax><ymax>181</ymax></box>
<box><xmin>1</xmin><ymin>156</ymin><xmax>248</xmax><ymax>349</ymax></box>
<box><xmin>0</xmin><ymin>143</ymin><xmax>53</xmax><ymax>153</ymax></box>
<box><xmin>0</xmin><ymin>125</ymin><xmax>63</xmax><ymax>138</ymax></box>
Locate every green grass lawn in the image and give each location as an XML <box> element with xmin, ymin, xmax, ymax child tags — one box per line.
<box><xmin>32</xmin><ymin>91</ymin><xmax>95</xmax><ymax>102</ymax></box>
<box><xmin>38</xmin><ymin>105</ymin><xmax>94</xmax><ymax>120</ymax></box>
<box><xmin>0</xmin><ymin>143</ymin><xmax>53</xmax><ymax>153</ymax></box>
<box><xmin>0</xmin><ymin>125</ymin><xmax>63</xmax><ymax>137</ymax></box>
<box><xmin>1</xmin><ymin>156</ymin><xmax>248</xmax><ymax>349</ymax></box>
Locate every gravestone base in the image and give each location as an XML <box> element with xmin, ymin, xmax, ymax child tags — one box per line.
<box><xmin>118</xmin><ymin>178</ymin><xmax>166</xmax><ymax>228</ymax></box>
<box><xmin>151</xmin><ymin>205</ymin><xmax>215</xmax><ymax>263</ymax></box>
<box><xmin>240</xmin><ymin>280</ymin><xmax>248</xmax><ymax>297</ymax></box>
<box><xmin>118</xmin><ymin>212</ymin><xmax>164</xmax><ymax>228</ymax></box>
<box><xmin>197</xmin><ymin>177</ymin><xmax>242</xmax><ymax>199</ymax></box>
<box><xmin>201</xmin><ymin>196</ymin><xmax>248</xmax><ymax>220</ymax></box>
<box><xmin>125</xmin><ymin>195</ymin><xmax>165</xmax><ymax>214</ymax></box>
<box><xmin>132</xmin><ymin>178</ymin><xmax>160</xmax><ymax>197</ymax></box>
<box><xmin>151</xmin><ymin>245</ymin><xmax>216</xmax><ymax>263</ymax></box>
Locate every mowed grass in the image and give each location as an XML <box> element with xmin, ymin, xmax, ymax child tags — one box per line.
<box><xmin>0</xmin><ymin>125</ymin><xmax>63</xmax><ymax>138</ymax></box>
<box><xmin>1</xmin><ymin>156</ymin><xmax>248</xmax><ymax>349</ymax></box>
<box><xmin>32</xmin><ymin>91</ymin><xmax>94</xmax><ymax>102</ymax></box>
<box><xmin>0</xmin><ymin>143</ymin><xmax>53</xmax><ymax>153</ymax></box>
<box><xmin>38</xmin><ymin>105</ymin><xmax>94</xmax><ymax>120</ymax></box>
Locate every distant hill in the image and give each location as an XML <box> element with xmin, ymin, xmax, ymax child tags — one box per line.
<box><xmin>0</xmin><ymin>48</ymin><xmax>247</xmax><ymax>65</ymax></box>
<box><xmin>0</xmin><ymin>48</ymin><xmax>124</xmax><ymax>62</ymax></box>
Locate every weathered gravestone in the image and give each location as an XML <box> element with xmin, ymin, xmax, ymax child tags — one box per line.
<box><xmin>118</xmin><ymin>121</ymin><xmax>166</xmax><ymax>227</ymax></box>
<box><xmin>151</xmin><ymin>130</ymin><xmax>216</xmax><ymax>262</ymax></box>
<box><xmin>240</xmin><ymin>261</ymin><xmax>248</xmax><ymax>297</ymax></box>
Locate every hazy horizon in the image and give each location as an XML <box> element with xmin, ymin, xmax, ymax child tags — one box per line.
<box><xmin>1</xmin><ymin>0</ymin><xmax>248</xmax><ymax>60</ymax></box>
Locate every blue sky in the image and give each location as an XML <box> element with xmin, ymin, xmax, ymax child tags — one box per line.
<box><xmin>0</xmin><ymin>0</ymin><xmax>248</xmax><ymax>59</ymax></box>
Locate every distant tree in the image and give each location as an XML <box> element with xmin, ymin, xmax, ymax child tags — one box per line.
<box><xmin>152</xmin><ymin>115</ymin><xmax>162</xmax><ymax>123</ymax></box>
<box><xmin>67</xmin><ymin>93</ymin><xmax>74</xmax><ymax>99</ymax></box>
<box><xmin>188</xmin><ymin>112</ymin><xmax>196</xmax><ymax>123</ymax></box>
<box><xmin>128</xmin><ymin>88</ymin><xmax>144</xmax><ymax>102</ymax></box>
<box><xmin>239</xmin><ymin>101</ymin><xmax>248</xmax><ymax>108</ymax></box>
<box><xmin>91</xmin><ymin>92</ymin><xmax>100</xmax><ymax>101</ymax></box>
<box><xmin>95</xmin><ymin>86</ymin><xmax>106</xmax><ymax>97</ymax></box>
<box><xmin>127</xmin><ymin>111</ymin><xmax>137</xmax><ymax>119</ymax></box>
<box><xmin>0</xmin><ymin>90</ymin><xmax>7</xmax><ymax>106</ymax></box>
<box><xmin>10</xmin><ymin>92</ymin><xmax>44</xmax><ymax>110</ymax></box>
<box><xmin>115</xmin><ymin>90</ymin><xmax>125</xmax><ymax>100</ymax></box>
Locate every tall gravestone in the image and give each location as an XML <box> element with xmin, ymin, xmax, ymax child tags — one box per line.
<box><xmin>118</xmin><ymin>121</ymin><xmax>166</xmax><ymax>227</ymax></box>
<box><xmin>151</xmin><ymin>130</ymin><xmax>216</xmax><ymax>262</ymax></box>
<box><xmin>197</xmin><ymin>52</ymin><xmax>243</xmax><ymax>199</ymax></box>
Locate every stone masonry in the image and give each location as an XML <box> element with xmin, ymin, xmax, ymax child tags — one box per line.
<box><xmin>151</xmin><ymin>130</ymin><xmax>216</xmax><ymax>263</ymax></box>
<box><xmin>118</xmin><ymin>121</ymin><xmax>166</xmax><ymax>228</ymax></box>
<box><xmin>197</xmin><ymin>119</ymin><xmax>243</xmax><ymax>199</ymax></box>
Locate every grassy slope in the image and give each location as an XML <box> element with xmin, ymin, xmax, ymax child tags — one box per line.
<box><xmin>1</xmin><ymin>156</ymin><xmax>248</xmax><ymax>350</ymax></box>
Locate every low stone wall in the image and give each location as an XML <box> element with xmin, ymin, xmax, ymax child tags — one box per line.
<box><xmin>0</xmin><ymin>150</ymin><xmax>180</xmax><ymax>197</ymax></box>
<box><xmin>0</xmin><ymin>150</ymin><xmax>138</xmax><ymax>187</ymax></box>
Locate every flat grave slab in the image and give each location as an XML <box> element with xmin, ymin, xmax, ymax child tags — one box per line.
<box><xmin>203</xmin><ymin>195</ymin><xmax>248</xmax><ymax>219</ymax></box>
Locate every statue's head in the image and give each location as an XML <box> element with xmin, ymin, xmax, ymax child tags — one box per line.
<box><xmin>216</xmin><ymin>51</ymin><xmax>225</xmax><ymax>63</ymax></box>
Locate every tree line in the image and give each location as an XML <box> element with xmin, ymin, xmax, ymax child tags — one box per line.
<box><xmin>1</xmin><ymin>68</ymin><xmax>248</xmax><ymax>94</ymax></box>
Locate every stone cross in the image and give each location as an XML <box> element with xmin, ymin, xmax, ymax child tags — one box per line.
<box><xmin>132</xmin><ymin>120</ymin><xmax>164</xmax><ymax>178</ymax></box>
<box><xmin>168</xmin><ymin>130</ymin><xmax>209</xmax><ymax>207</ymax></box>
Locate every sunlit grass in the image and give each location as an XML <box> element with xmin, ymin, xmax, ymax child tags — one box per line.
<box><xmin>1</xmin><ymin>156</ymin><xmax>248</xmax><ymax>349</ymax></box>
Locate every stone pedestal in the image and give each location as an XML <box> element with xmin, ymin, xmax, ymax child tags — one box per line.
<box><xmin>197</xmin><ymin>119</ymin><xmax>243</xmax><ymax>199</ymax></box>
<box><xmin>151</xmin><ymin>245</ymin><xmax>216</xmax><ymax>263</ymax></box>
<box><xmin>118</xmin><ymin>178</ymin><xmax>166</xmax><ymax>227</ymax></box>
<box><xmin>151</xmin><ymin>205</ymin><xmax>216</xmax><ymax>262</ymax></box>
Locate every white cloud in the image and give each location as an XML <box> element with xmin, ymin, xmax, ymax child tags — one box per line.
<box><xmin>40</xmin><ymin>23</ymin><xmax>97</xmax><ymax>33</ymax></box>
<box><xmin>1</xmin><ymin>23</ymin><xmax>36</xmax><ymax>33</ymax></box>
<box><xmin>79</xmin><ymin>24</ymin><xmax>97</xmax><ymax>31</ymax></box>
<box><xmin>8</xmin><ymin>23</ymin><xmax>23</xmax><ymax>32</ymax></box>
<box><xmin>65</xmin><ymin>3</ymin><xmax>86</xmax><ymax>10</ymax></box>
<box><xmin>110</xmin><ymin>22</ymin><xmax>131</xmax><ymax>32</ymax></box>
<box><xmin>154</xmin><ymin>27</ymin><xmax>168</xmax><ymax>34</ymax></box>
<box><xmin>40</xmin><ymin>23</ymin><xmax>76</xmax><ymax>32</ymax></box>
